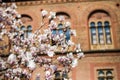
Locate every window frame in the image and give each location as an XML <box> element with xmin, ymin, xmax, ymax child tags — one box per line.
<box><xmin>20</xmin><ymin>25</ymin><xmax>32</xmax><ymax>39</ymax></box>
<box><xmin>89</xmin><ymin>21</ymin><xmax>113</xmax><ymax>50</ymax></box>
<box><xmin>97</xmin><ymin>69</ymin><xmax>114</xmax><ymax>80</ymax></box>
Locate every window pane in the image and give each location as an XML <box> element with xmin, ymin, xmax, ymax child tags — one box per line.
<box><xmin>21</xmin><ymin>26</ymin><xmax>26</xmax><ymax>30</ymax></box>
<box><xmin>58</xmin><ymin>24</ymin><xmax>63</xmax><ymax>35</ymax></box>
<box><xmin>104</xmin><ymin>21</ymin><xmax>109</xmax><ymax>26</ymax></box>
<box><xmin>104</xmin><ymin>21</ymin><xmax>112</xmax><ymax>44</ymax></box>
<box><xmin>58</xmin><ymin>24</ymin><xmax>63</xmax><ymax>28</ymax></box>
<box><xmin>27</xmin><ymin>25</ymin><xmax>32</xmax><ymax>30</ymax></box>
<box><xmin>90</xmin><ymin>27</ymin><xmax>97</xmax><ymax>44</ymax></box>
<box><xmin>91</xmin><ymin>27</ymin><xmax>96</xmax><ymax>34</ymax></box>
<box><xmin>27</xmin><ymin>26</ymin><xmax>32</xmax><ymax>38</ymax></box>
<box><xmin>98</xmin><ymin>27</ymin><xmax>104</xmax><ymax>44</ymax></box>
<box><xmin>106</xmin><ymin>71</ymin><xmax>112</xmax><ymax>76</ymax></box>
<box><xmin>106</xmin><ymin>34</ymin><xmax>112</xmax><ymax>44</ymax></box>
<box><xmin>99</xmin><ymin>35</ymin><xmax>104</xmax><ymax>44</ymax></box>
<box><xmin>92</xmin><ymin>35</ymin><xmax>97</xmax><ymax>44</ymax></box>
<box><xmin>27</xmin><ymin>31</ymin><xmax>32</xmax><ymax>38</ymax></box>
<box><xmin>55</xmin><ymin>71</ymin><xmax>61</xmax><ymax>79</ymax></box>
<box><xmin>52</xmin><ymin>29</ymin><xmax>56</xmax><ymax>34</ymax></box>
<box><xmin>65</xmin><ymin>28</ymin><xmax>70</xmax><ymax>41</ymax></box>
<box><xmin>20</xmin><ymin>34</ymin><xmax>24</xmax><ymax>40</ymax></box>
<box><xmin>98</xmin><ymin>27</ymin><xmax>103</xmax><ymax>33</ymax></box>
<box><xmin>105</xmin><ymin>27</ymin><xmax>112</xmax><ymax>44</ymax></box>
<box><xmin>90</xmin><ymin>22</ymin><xmax>95</xmax><ymax>27</ymax></box>
<box><xmin>20</xmin><ymin>26</ymin><xmax>26</xmax><ymax>39</ymax></box>
<box><xmin>105</xmin><ymin>27</ymin><xmax>110</xmax><ymax>33</ymax></box>
<box><xmin>58</xmin><ymin>29</ymin><xmax>63</xmax><ymax>34</ymax></box>
<box><xmin>98</xmin><ymin>70</ymin><xmax>104</xmax><ymax>76</ymax></box>
<box><xmin>98</xmin><ymin>22</ymin><xmax>102</xmax><ymax>27</ymax></box>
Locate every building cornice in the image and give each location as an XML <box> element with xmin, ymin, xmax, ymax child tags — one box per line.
<box><xmin>5</xmin><ymin>0</ymin><xmax>118</xmax><ymax>6</ymax></box>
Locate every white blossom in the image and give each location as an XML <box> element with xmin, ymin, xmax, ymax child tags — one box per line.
<box><xmin>48</xmin><ymin>11</ymin><xmax>56</xmax><ymax>19</ymax></box>
<box><xmin>75</xmin><ymin>44</ymin><xmax>81</xmax><ymax>52</ymax></box>
<box><xmin>11</xmin><ymin>3</ymin><xmax>17</xmax><ymax>9</ymax></box>
<box><xmin>66</xmin><ymin>40</ymin><xmax>74</xmax><ymax>46</ymax></box>
<box><xmin>77</xmin><ymin>52</ymin><xmax>85</xmax><ymax>59</ymax></box>
<box><xmin>47</xmin><ymin>51</ymin><xmax>55</xmax><ymax>57</ymax></box>
<box><xmin>65</xmin><ymin>21</ymin><xmax>71</xmax><ymax>27</ymax></box>
<box><xmin>70</xmin><ymin>30</ymin><xmax>76</xmax><ymax>36</ymax></box>
<box><xmin>41</xmin><ymin>9</ymin><xmax>48</xmax><ymax>17</ymax></box>
<box><xmin>49</xmin><ymin>20</ymin><xmax>57</xmax><ymax>29</ymax></box>
<box><xmin>71</xmin><ymin>58</ymin><xmax>78</xmax><ymax>68</ymax></box>
<box><xmin>7</xmin><ymin>54</ymin><xmax>17</xmax><ymax>64</ymax></box>
<box><xmin>67</xmin><ymin>52</ymin><xmax>74</xmax><ymax>59</ymax></box>
<box><xmin>27</xmin><ymin>60</ymin><xmax>36</xmax><ymax>71</ymax></box>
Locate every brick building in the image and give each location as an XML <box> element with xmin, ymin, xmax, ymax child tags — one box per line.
<box><xmin>1</xmin><ymin>0</ymin><xmax>120</xmax><ymax>80</ymax></box>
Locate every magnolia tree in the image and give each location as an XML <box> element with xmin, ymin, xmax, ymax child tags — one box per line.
<box><xmin>0</xmin><ymin>3</ymin><xmax>84</xmax><ymax>80</ymax></box>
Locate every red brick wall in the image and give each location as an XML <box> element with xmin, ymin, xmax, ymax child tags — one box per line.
<box><xmin>5</xmin><ymin>1</ymin><xmax>120</xmax><ymax>80</ymax></box>
<box><xmin>16</xmin><ymin>1</ymin><xmax>120</xmax><ymax>51</ymax></box>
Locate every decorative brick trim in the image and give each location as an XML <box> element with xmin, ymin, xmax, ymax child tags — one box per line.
<box><xmin>5</xmin><ymin>0</ymin><xmax>116</xmax><ymax>6</ymax></box>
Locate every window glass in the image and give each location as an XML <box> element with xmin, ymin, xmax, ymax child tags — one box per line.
<box><xmin>98</xmin><ymin>70</ymin><xmax>104</xmax><ymax>76</ymax></box>
<box><xmin>27</xmin><ymin>25</ymin><xmax>32</xmax><ymax>38</ymax></box>
<box><xmin>104</xmin><ymin>21</ymin><xmax>112</xmax><ymax>44</ymax></box>
<box><xmin>90</xmin><ymin>22</ymin><xmax>95</xmax><ymax>27</ymax></box>
<box><xmin>90</xmin><ymin>27</ymin><xmax>97</xmax><ymax>44</ymax></box>
<box><xmin>58</xmin><ymin>24</ymin><xmax>63</xmax><ymax>35</ymax></box>
<box><xmin>20</xmin><ymin>25</ymin><xmax>32</xmax><ymax>39</ymax></box>
<box><xmin>20</xmin><ymin>26</ymin><xmax>26</xmax><ymax>39</ymax></box>
<box><xmin>97</xmin><ymin>22</ymin><xmax>104</xmax><ymax>44</ymax></box>
<box><xmin>21</xmin><ymin>26</ymin><xmax>26</xmax><ymax>30</ymax></box>
<box><xmin>65</xmin><ymin>28</ymin><xmax>70</xmax><ymax>41</ymax></box>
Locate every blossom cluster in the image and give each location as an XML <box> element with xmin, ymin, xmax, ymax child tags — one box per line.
<box><xmin>0</xmin><ymin>3</ymin><xmax>84</xmax><ymax>80</ymax></box>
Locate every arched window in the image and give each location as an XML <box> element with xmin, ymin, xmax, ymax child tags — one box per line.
<box><xmin>51</xmin><ymin>12</ymin><xmax>71</xmax><ymax>45</ymax></box>
<box><xmin>88</xmin><ymin>10</ymin><xmax>113</xmax><ymax>50</ymax></box>
<box><xmin>20</xmin><ymin>14</ymin><xmax>33</xmax><ymax>39</ymax></box>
